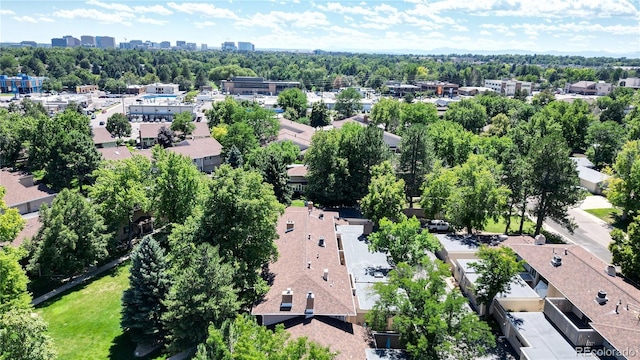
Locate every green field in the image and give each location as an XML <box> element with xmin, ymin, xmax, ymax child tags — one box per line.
<box><xmin>36</xmin><ymin>264</ymin><xmax>165</xmax><ymax>360</ymax></box>
<box><xmin>290</xmin><ymin>199</ymin><xmax>306</xmax><ymax>207</ymax></box>
<box><xmin>483</xmin><ymin>216</ymin><xmax>535</xmax><ymax>235</ymax></box>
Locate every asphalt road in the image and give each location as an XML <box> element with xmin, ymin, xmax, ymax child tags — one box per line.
<box><xmin>543</xmin><ymin>208</ymin><xmax>613</xmax><ymax>264</ymax></box>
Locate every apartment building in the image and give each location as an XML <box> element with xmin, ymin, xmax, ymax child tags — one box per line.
<box><xmin>484</xmin><ymin>79</ymin><xmax>533</xmax><ymax>96</ymax></box>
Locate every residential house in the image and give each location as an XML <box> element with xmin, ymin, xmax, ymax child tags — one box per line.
<box><xmin>0</xmin><ymin>170</ymin><xmax>56</xmax><ymax>215</ymax></box>
<box><xmin>92</xmin><ymin>127</ymin><xmax>117</xmax><ymax>148</ymax></box>
<box><xmin>571</xmin><ymin>157</ymin><xmax>609</xmax><ymax>195</ymax></box>
<box><xmin>618</xmin><ymin>78</ymin><xmax>640</xmax><ymax>89</ymax></box>
<box><xmin>276</xmin><ymin>119</ymin><xmax>315</xmax><ymax>153</ymax></box>
<box><xmin>287</xmin><ymin>165</ymin><xmax>308</xmax><ymax>194</ymax></box>
<box><xmin>332</xmin><ymin>117</ymin><xmax>402</xmax><ymax>152</ymax></box>
<box><xmin>169</xmin><ymin>137</ymin><xmax>222</xmax><ymax>173</ymax></box>
<box><xmin>139</xmin><ymin>122</ymin><xmax>210</xmax><ymax>149</ymax></box>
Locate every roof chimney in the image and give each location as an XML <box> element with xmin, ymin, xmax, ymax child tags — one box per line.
<box><xmin>596</xmin><ymin>290</ymin><xmax>608</xmax><ymax>305</ymax></box>
<box><xmin>286</xmin><ymin>220</ymin><xmax>295</xmax><ymax>233</ymax></box>
<box><xmin>606</xmin><ymin>265</ymin><xmax>616</xmax><ymax>277</ymax></box>
<box><xmin>307</xmin><ymin>201</ymin><xmax>314</xmax><ymax>211</ymax></box>
<box><xmin>280</xmin><ymin>288</ymin><xmax>293</xmax><ymax>311</ymax></box>
<box><xmin>534</xmin><ymin>234</ymin><xmax>546</xmax><ymax>245</ymax></box>
<box><xmin>305</xmin><ymin>291</ymin><xmax>315</xmax><ymax>317</ymax></box>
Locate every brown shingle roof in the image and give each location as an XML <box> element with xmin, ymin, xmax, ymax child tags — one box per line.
<box><xmin>252</xmin><ymin>207</ymin><xmax>356</xmax><ymax>317</ymax></box>
<box><xmin>192</xmin><ymin>122</ymin><xmax>211</xmax><ymax>138</ymax></box>
<box><xmin>287</xmin><ymin>165</ymin><xmax>308</xmax><ymax>177</ymax></box>
<box><xmin>140</xmin><ymin>122</ymin><xmax>210</xmax><ymax>140</ymax></box>
<box><xmin>11</xmin><ymin>216</ymin><xmax>41</xmax><ymax>247</ymax></box>
<box><xmin>0</xmin><ymin>170</ymin><xmax>56</xmax><ymax>208</ymax></box>
<box><xmin>170</xmin><ymin>137</ymin><xmax>222</xmax><ymax>159</ymax></box>
<box><xmin>97</xmin><ymin>147</ymin><xmax>152</xmax><ymax>161</ymax></box>
<box><xmin>507</xmin><ymin>243</ymin><xmax>640</xmax><ymax>354</ymax></box>
<box><xmin>282</xmin><ymin>316</ymin><xmax>373</xmax><ymax>359</ymax></box>
<box><xmin>92</xmin><ymin>127</ymin><xmax>116</xmax><ymax>145</ymax></box>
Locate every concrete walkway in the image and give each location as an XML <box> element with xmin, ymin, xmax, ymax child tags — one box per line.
<box><xmin>32</xmin><ymin>255</ymin><xmax>130</xmax><ymax>306</ymax></box>
<box><xmin>579</xmin><ymin>195</ymin><xmax>613</xmax><ymax>210</ymax></box>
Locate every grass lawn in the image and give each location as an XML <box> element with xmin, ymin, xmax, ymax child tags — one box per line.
<box><xmin>585</xmin><ymin>207</ymin><xmax>628</xmax><ymax>231</ymax></box>
<box><xmin>36</xmin><ymin>264</ymin><xmax>166</xmax><ymax>360</ymax></box>
<box><xmin>291</xmin><ymin>199</ymin><xmax>306</xmax><ymax>207</ymax></box>
<box><xmin>483</xmin><ymin>216</ymin><xmax>535</xmax><ymax>235</ymax></box>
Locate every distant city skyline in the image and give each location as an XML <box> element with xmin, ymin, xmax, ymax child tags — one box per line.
<box><xmin>0</xmin><ymin>0</ymin><xmax>638</xmax><ymax>57</ymax></box>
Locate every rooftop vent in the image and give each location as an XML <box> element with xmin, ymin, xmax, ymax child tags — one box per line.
<box><xmin>319</xmin><ymin>212</ymin><xmax>324</xmax><ymax>220</ymax></box>
<box><xmin>318</xmin><ymin>237</ymin><xmax>325</xmax><ymax>247</ymax></box>
<box><xmin>307</xmin><ymin>201</ymin><xmax>314</xmax><ymax>211</ymax></box>
<box><xmin>596</xmin><ymin>290</ymin><xmax>608</xmax><ymax>305</ymax></box>
<box><xmin>551</xmin><ymin>255</ymin><xmax>562</xmax><ymax>267</ymax></box>
<box><xmin>534</xmin><ymin>234</ymin><xmax>546</xmax><ymax>245</ymax></box>
<box><xmin>323</xmin><ymin>269</ymin><xmax>329</xmax><ymax>281</ymax></box>
<box><xmin>606</xmin><ymin>265</ymin><xmax>616</xmax><ymax>277</ymax></box>
<box><xmin>305</xmin><ymin>291</ymin><xmax>315</xmax><ymax>317</ymax></box>
<box><xmin>280</xmin><ymin>288</ymin><xmax>293</xmax><ymax>311</ymax></box>
<box><xmin>285</xmin><ymin>220</ymin><xmax>295</xmax><ymax>233</ymax></box>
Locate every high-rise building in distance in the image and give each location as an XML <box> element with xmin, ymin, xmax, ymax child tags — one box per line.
<box><xmin>221</xmin><ymin>41</ymin><xmax>237</xmax><ymax>51</ymax></box>
<box><xmin>238</xmin><ymin>42</ymin><xmax>255</xmax><ymax>51</ymax></box>
<box><xmin>160</xmin><ymin>41</ymin><xmax>171</xmax><ymax>49</ymax></box>
<box><xmin>51</xmin><ymin>38</ymin><xmax>66</xmax><ymax>47</ymax></box>
<box><xmin>176</xmin><ymin>40</ymin><xmax>186</xmax><ymax>48</ymax></box>
<box><xmin>96</xmin><ymin>36</ymin><xmax>115</xmax><ymax>49</ymax></box>
<box><xmin>81</xmin><ymin>35</ymin><xmax>95</xmax><ymax>47</ymax></box>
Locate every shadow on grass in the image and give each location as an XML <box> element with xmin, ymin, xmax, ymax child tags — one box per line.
<box><xmin>611</xmin><ymin>214</ymin><xmax>631</xmax><ymax>232</ymax></box>
<box><xmin>109</xmin><ymin>331</ymin><xmax>166</xmax><ymax>360</ymax></box>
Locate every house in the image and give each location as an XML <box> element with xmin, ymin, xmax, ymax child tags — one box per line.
<box><xmin>435</xmin><ymin>234</ymin><xmax>600</xmax><ymax>359</ymax></box>
<box><xmin>169</xmin><ymin>137</ymin><xmax>222</xmax><ymax>173</ymax></box>
<box><xmin>252</xmin><ymin>206</ymin><xmax>397</xmax><ymax>358</ymax></box>
<box><xmin>287</xmin><ymin>165</ymin><xmax>308</xmax><ymax>194</ymax></box>
<box><xmin>0</xmin><ymin>170</ymin><xmax>56</xmax><ymax>215</ymax></box>
<box><xmin>276</xmin><ymin>119</ymin><xmax>316</xmax><ymax>152</ymax></box>
<box><xmin>139</xmin><ymin>122</ymin><xmax>209</xmax><ymax>149</ymax></box>
<box><xmin>5</xmin><ymin>216</ymin><xmax>41</xmax><ymax>247</ymax></box>
<box><xmin>332</xmin><ymin>117</ymin><xmax>401</xmax><ymax>152</ymax></box>
<box><xmin>571</xmin><ymin>157</ymin><xmax>609</xmax><ymax>194</ymax></box>
<box><xmin>618</xmin><ymin>78</ymin><xmax>640</xmax><ymax>89</ymax></box>
<box><xmin>92</xmin><ymin>127</ymin><xmax>117</xmax><ymax>148</ymax></box>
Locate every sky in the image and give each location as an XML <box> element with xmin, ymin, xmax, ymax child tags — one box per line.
<box><xmin>0</xmin><ymin>0</ymin><xmax>639</xmax><ymax>56</ymax></box>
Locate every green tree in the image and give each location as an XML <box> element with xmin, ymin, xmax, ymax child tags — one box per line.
<box><xmin>420</xmin><ymin>163</ymin><xmax>458</xmax><ymax>220</ymax></box>
<box><xmin>426</xmin><ymin>120</ymin><xmax>474</xmax><ymax>167</ymax></box>
<box><xmin>500</xmin><ymin>144</ymin><xmax>531</xmax><ymax>234</ymax></box>
<box><xmin>233</xmin><ymin>105</ymin><xmax>279</xmax><ymax>145</ymax></box>
<box><xmin>369</xmin><ymin>215</ymin><xmax>440</xmax><ymax>266</ymax></box>
<box><xmin>197</xmin><ymin>165</ymin><xmax>284</xmax><ymax>306</ymax></box>
<box><xmin>207</xmin><ymin>96</ymin><xmax>240</xmax><ymax>127</ymax></box>
<box><xmin>399</xmin><ymin>124</ymin><xmax>434</xmax><ymax>207</ymax></box>
<box><xmin>0</xmin><ymin>308</ymin><xmax>57</xmax><ymax>360</ymax></box>
<box><xmin>152</xmin><ymin>147</ymin><xmax>205</xmax><ymax>225</ymax></box>
<box><xmin>334</xmin><ymin>88</ymin><xmax>362</xmax><ymax>119</ymax></box>
<box><xmin>162</xmin><ymin>243</ymin><xmax>239</xmax><ymax>352</ymax></box>
<box><xmin>89</xmin><ymin>155</ymin><xmax>152</xmax><ymax>247</ymax></box>
<box><xmin>366</xmin><ymin>259</ymin><xmax>495</xmax><ymax>360</ymax></box>
<box><xmin>157</xmin><ymin>126</ymin><xmax>175</xmax><ymax>148</ymax></box>
<box><xmin>170</xmin><ymin>112</ymin><xmax>195</xmax><ymax>140</ymax></box>
<box><xmin>585</xmin><ymin>121</ymin><xmax>625</xmax><ymax>169</ymax></box>
<box><xmin>220</xmin><ymin>122</ymin><xmax>259</xmax><ymax>158</ymax></box>
<box><xmin>277</xmin><ymin>88</ymin><xmax>308</xmax><ymax>121</ymax></box>
<box><xmin>254</xmin><ymin>151</ymin><xmax>293</xmax><ymax>205</ymax></box>
<box><xmin>400</xmin><ymin>101</ymin><xmax>438</xmax><ymax>127</ymax></box>
<box><xmin>468</xmin><ymin>246</ymin><xmax>524</xmax><ymax>314</ymax></box>
<box><xmin>0</xmin><ymin>186</ymin><xmax>25</xmax><ymax>244</ymax></box>
<box><xmin>224</xmin><ymin>144</ymin><xmax>243</xmax><ymax>169</ymax></box>
<box><xmin>45</xmin><ymin>129</ymin><xmax>101</xmax><ymax>191</ymax></box>
<box><xmin>310</xmin><ymin>100</ymin><xmax>330</xmax><ymax>128</ymax></box>
<box><xmin>529</xmin><ymin>134</ymin><xmax>583</xmax><ymax>235</ymax></box>
<box><xmin>105</xmin><ymin>113</ymin><xmax>131</xmax><ymax>139</ymax></box>
<box><xmin>27</xmin><ymin>189</ymin><xmax>109</xmax><ymax>278</ymax></box>
<box><xmin>370</xmin><ymin>98</ymin><xmax>401</xmax><ymax>133</ymax></box>
<box><xmin>443</xmin><ymin>99</ymin><xmax>487</xmax><ymax>134</ymax></box>
<box><xmin>361</xmin><ymin>161</ymin><xmax>405</xmax><ymax>226</ymax></box>
<box><xmin>0</xmin><ymin>247</ymin><xmax>31</xmax><ymax>313</ymax></box>
<box><xmin>121</xmin><ymin>235</ymin><xmax>170</xmax><ymax>345</ymax></box>
<box><xmin>194</xmin><ymin>314</ymin><xmax>336</xmax><ymax>360</ymax></box>
<box><xmin>609</xmin><ymin>225</ymin><xmax>640</xmax><ymax>283</ymax></box>
<box><xmin>606</xmin><ymin>140</ymin><xmax>640</xmax><ymax>218</ymax></box>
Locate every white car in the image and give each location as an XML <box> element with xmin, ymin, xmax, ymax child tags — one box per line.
<box><xmin>426</xmin><ymin>220</ymin><xmax>450</xmax><ymax>232</ymax></box>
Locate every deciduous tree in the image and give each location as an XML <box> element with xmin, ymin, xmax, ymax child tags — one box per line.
<box><xmin>361</xmin><ymin>161</ymin><xmax>405</xmax><ymax>226</ymax></box>
<box><xmin>585</xmin><ymin>121</ymin><xmax>625</xmax><ymax>169</ymax></box>
<box><xmin>277</xmin><ymin>88</ymin><xmax>308</xmax><ymax>121</ymax></box>
<box><xmin>443</xmin><ymin>99</ymin><xmax>487</xmax><ymax>134</ymax></box>
<box><xmin>370</xmin><ymin>98</ymin><xmax>401</xmax><ymax>133</ymax></box>
<box><xmin>157</xmin><ymin>126</ymin><xmax>175</xmax><ymax>148</ymax></box>
<box><xmin>610</xmin><ymin>225</ymin><xmax>640</xmax><ymax>283</ymax></box>
<box><xmin>106</xmin><ymin>113</ymin><xmax>131</xmax><ymax>139</ymax></box>
<box><xmin>170</xmin><ymin>112</ymin><xmax>195</xmax><ymax>140</ymax></box>
<box><xmin>334</xmin><ymin>88</ymin><xmax>362</xmax><ymax>119</ymax></box>
<box><xmin>310</xmin><ymin>100</ymin><xmax>330</xmax><ymax>128</ymax></box>
<box><xmin>0</xmin><ymin>308</ymin><xmax>57</xmax><ymax>360</ymax></box>
<box><xmin>606</xmin><ymin>140</ymin><xmax>640</xmax><ymax>218</ymax></box>
<box><xmin>0</xmin><ymin>247</ymin><xmax>31</xmax><ymax>313</ymax></box>
<box><xmin>369</xmin><ymin>215</ymin><xmax>440</xmax><ymax>266</ymax></box>
<box><xmin>0</xmin><ymin>186</ymin><xmax>25</xmax><ymax>244</ymax></box>
<box><xmin>399</xmin><ymin>124</ymin><xmax>434</xmax><ymax>207</ymax></box>
<box><xmin>469</xmin><ymin>246</ymin><xmax>524</xmax><ymax>314</ymax></box>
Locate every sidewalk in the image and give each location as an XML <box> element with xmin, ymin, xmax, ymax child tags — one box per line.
<box><xmin>32</xmin><ymin>255</ymin><xmax>130</xmax><ymax>306</ymax></box>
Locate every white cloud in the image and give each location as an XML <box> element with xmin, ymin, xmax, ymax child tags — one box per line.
<box><xmin>235</xmin><ymin>11</ymin><xmax>329</xmax><ymax>30</ymax></box>
<box><xmin>0</xmin><ymin>10</ymin><xmax>15</xmax><ymax>15</ymax></box>
<box><xmin>167</xmin><ymin>2</ymin><xmax>238</xmax><ymax>19</ymax></box>
<box><xmin>138</xmin><ymin>17</ymin><xmax>168</xmax><ymax>25</ymax></box>
<box><xmin>512</xmin><ymin>22</ymin><xmax>640</xmax><ymax>35</ymax></box>
<box><xmin>480</xmin><ymin>30</ymin><xmax>492</xmax><ymax>36</ymax></box>
<box><xmin>13</xmin><ymin>16</ymin><xmax>37</xmax><ymax>23</ymax></box>
<box><xmin>195</xmin><ymin>21</ymin><xmax>216</xmax><ymax>29</ymax></box>
<box><xmin>133</xmin><ymin>5</ymin><xmax>173</xmax><ymax>16</ymax></box>
<box><xmin>315</xmin><ymin>2</ymin><xmax>376</xmax><ymax>16</ymax></box>
<box><xmin>38</xmin><ymin>17</ymin><xmax>55</xmax><ymax>23</ymax></box>
<box><xmin>86</xmin><ymin>0</ymin><xmax>132</xmax><ymax>13</ymax></box>
<box><xmin>53</xmin><ymin>8</ymin><xmax>135</xmax><ymax>25</ymax></box>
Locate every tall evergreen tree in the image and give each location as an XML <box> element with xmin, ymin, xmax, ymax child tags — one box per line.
<box><xmin>121</xmin><ymin>235</ymin><xmax>170</xmax><ymax>345</ymax></box>
<box><xmin>399</xmin><ymin>124</ymin><xmax>433</xmax><ymax>207</ymax></box>
<box><xmin>224</xmin><ymin>145</ymin><xmax>243</xmax><ymax>168</ymax></box>
<box><xmin>310</xmin><ymin>100</ymin><xmax>330</xmax><ymax>128</ymax></box>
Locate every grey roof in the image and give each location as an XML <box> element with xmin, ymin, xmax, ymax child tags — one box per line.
<box><xmin>510</xmin><ymin>312</ymin><xmax>597</xmax><ymax>359</ymax></box>
<box><xmin>457</xmin><ymin>259</ymin><xmax>540</xmax><ymax>299</ymax></box>
<box><xmin>570</xmin><ymin>157</ymin><xmax>595</xmax><ymax>169</ymax></box>
<box><xmin>436</xmin><ymin>234</ymin><xmax>482</xmax><ymax>253</ymax></box>
<box><xmin>576</xmin><ymin>165</ymin><xmax>609</xmax><ymax>184</ymax></box>
<box><xmin>337</xmin><ymin>224</ymin><xmax>393</xmax><ymax>311</ymax></box>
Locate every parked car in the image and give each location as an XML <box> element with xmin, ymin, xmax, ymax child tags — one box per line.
<box><xmin>426</xmin><ymin>220</ymin><xmax>450</xmax><ymax>232</ymax></box>
<box><xmin>99</xmin><ymin>121</ymin><xmax>105</xmax><ymax>126</ymax></box>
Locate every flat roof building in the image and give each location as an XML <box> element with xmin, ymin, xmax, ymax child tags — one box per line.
<box><xmin>0</xmin><ymin>74</ymin><xmax>47</xmax><ymax>94</ymax></box>
<box><xmin>145</xmin><ymin>83</ymin><xmax>180</xmax><ymax>94</ymax></box>
<box><xmin>221</xmin><ymin>76</ymin><xmax>300</xmax><ymax>95</ymax></box>
<box><xmin>238</xmin><ymin>42</ymin><xmax>255</xmax><ymax>51</ymax></box>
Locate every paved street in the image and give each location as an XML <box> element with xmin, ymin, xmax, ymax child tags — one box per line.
<box><xmin>542</xmin><ymin>196</ymin><xmax>613</xmax><ymax>264</ymax></box>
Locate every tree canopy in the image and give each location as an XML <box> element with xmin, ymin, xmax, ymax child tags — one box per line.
<box><xmin>0</xmin><ymin>186</ymin><xmax>25</xmax><ymax>244</ymax></box>
<box><xmin>106</xmin><ymin>113</ymin><xmax>131</xmax><ymax>139</ymax></box>
<box><xmin>334</xmin><ymin>88</ymin><xmax>362</xmax><ymax>119</ymax></box>
<box><xmin>360</xmin><ymin>161</ymin><xmax>405</xmax><ymax>226</ymax></box>
<box><xmin>368</xmin><ymin>215</ymin><xmax>440</xmax><ymax>266</ymax></box>
<box><xmin>469</xmin><ymin>246</ymin><xmax>524</xmax><ymax>312</ymax></box>
<box><xmin>277</xmin><ymin>88</ymin><xmax>308</xmax><ymax>122</ymax></box>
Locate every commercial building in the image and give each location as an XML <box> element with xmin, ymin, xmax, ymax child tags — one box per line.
<box><xmin>75</xmin><ymin>84</ymin><xmax>98</xmax><ymax>94</ymax></box>
<box><xmin>34</xmin><ymin>94</ymin><xmax>92</xmax><ymax>112</ymax></box>
<box><xmin>128</xmin><ymin>101</ymin><xmax>194</xmax><ymax>124</ymax></box>
<box><xmin>221</xmin><ymin>41</ymin><xmax>237</xmax><ymax>51</ymax></box>
<box><xmin>619</xmin><ymin>78</ymin><xmax>640</xmax><ymax>89</ymax></box>
<box><xmin>145</xmin><ymin>83</ymin><xmax>180</xmax><ymax>94</ymax></box>
<box><xmin>176</xmin><ymin>40</ymin><xmax>186</xmax><ymax>48</ymax></box>
<box><xmin>20</xmin><ymin>41</ymin><xmax>37</xmax><ymax>47</ymax></box>
<box><xmin>484</xmin><ymin>79</ymin><xmax>533</xmax><ymax>96</ymax></box>
<box><xmin>416</xmin><ymin>81</ymin><xmax>459</xmax><ymax>97</ymax></box>
<box><xmin>0</xmin><ymin>74</ymin><xmax>47</xmax><ymax>94</ymax></box>
<box><xmin>96</xmin><ymin>36</ymin><xmax>115</xmax><ymax>49</ymax></box>
<box><xmin>126</xmin><ymin>85</ymin><xmax>146</xmax><ymax>95</ymax></box>
<box><xmin>201</xmin><ymin>43</ymin><xmax>208</xmax><ymax>51</ymax></box>
<box><xmin>63</xmin><ymin>35</ymin><xmax>80</xmax><ymax>47</ymax></box>
<box><xmin>565</xmin><ymin>81</ymin><xmax>612</xmax><ymax>96</ymax></box>
<box><xmin>385</xmin><ymin>81</ymin><xmax>419</xmax><ymax>97</ymax></box>
<box><xmin>237</xmin><ymin>42</ymin><xmax>255</xmax><ymax>51</ymax></box>
<box><xmin>80</xmin><ymin>35</ymin><xmax>95</xmax><ymax>47</ymax></box>
<box><xmin>51</xmin><ymin>38</ymin><xmax>66</xmax><ymax>47</ymax></box>
<box><xmin>159</xmin><ymin>41</ymin><xmax>171</xmax><ymax>49</ymax></box>
<box><xmin>221</xmin><ymin>76</ymin><xmax>300</xmax><ymax>95</ymax></box>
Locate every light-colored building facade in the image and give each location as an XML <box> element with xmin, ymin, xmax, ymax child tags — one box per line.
<box><xmin>221</xmin><ymin>77</ymin><xmax>300</xmax><ymax>95</ymax></box>
<box><xmin>80</xmin><ymin>35</ymin><xmax>95</xmax><ymax>47</ymax></box>
<box><xmin>484</xmin><ymin>79</ymin><xmax>532</xmax><ymax>96</ymax></box>
<box><xmin>221</xmin><ymin>41</ymin><xmax>236</xmax><ymax>51</ymax></box>
<box><xmin>565</xmin><ymin>81</ymin><xmax>613</xmax><ymax>96</ymax></box>
<box><xmin>619</xmin><ymin>77</ymin><xmax>640</xmax><ymax>89</ymax></box>
<box><xmin>96</xmin><ymin>36</ymin><xmax>115</xmax><ymax>49</ymax></box>
<box><xmin>128</xmin><ymin>101</ymin><xmax>194</xmax><ymax>123</ymax></box>
<box><xmin>75</xmin><ymin>84</ymin><xmax>98</xmax><ymax>94</ymax></box>
<box><xmin>237</xmin><ymin>42</ymin><xmax>255</xmax><ymax>51</ymax></box>
<box><xmin>1</xmin><ymin>170</ymin><xmax>56</xmax><ymax>215</ymax></box>
<box><xmin>144</xmin><ymin>83</ymin><xmax>180</xmax><ymax>94</ymax></box>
